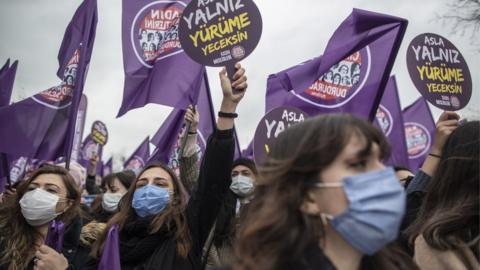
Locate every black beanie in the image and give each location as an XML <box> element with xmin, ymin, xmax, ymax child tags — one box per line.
<box><xmin>232</xmin><ymin>158</ymin><xmax>257</xmax><ymax>175</ymax></box>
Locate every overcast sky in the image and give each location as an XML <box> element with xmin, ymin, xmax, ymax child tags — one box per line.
<box><xmin>0</xmin><ymin>0</ymin><xmax>478</xmax><ymax>166</ymax></box>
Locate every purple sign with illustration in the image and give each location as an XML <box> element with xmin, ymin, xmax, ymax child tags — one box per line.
<box><xmin>179</xmin><ymin>0</ymin><xmax>262</xmax><ymax>77</ymax></box>
<box><xmin>407</xmin><ymin>33</ymin><xmax>472</xmax><ymax>111</ymax></box>
<box><xmin>253</xmin><ymin>106</ymin><xmax>307</xmax><ymax>165</ymax></box>
<box><xmin>91</xmin><ymin>121</ymin><xmax>108</xmax><ymax>146</ymax></box>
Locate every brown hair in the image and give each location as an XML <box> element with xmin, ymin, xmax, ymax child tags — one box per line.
<box><xmin>0</xmin><ymin>164</ymin><xmax>81</xmax><ymax>270</ymax></box>
<box><xmin>91</xmin><ymin>162</ymin><xmax>192</xmax><ymax>258</ymax></box>
<box><xmin>234</xmin><ymin>114</ymin><xmax>415</xmax><ymax>270</ymax></box>
<box><xmin>407</xmin><ymin>121</ymin><xmax>480</xmax><ymax>260</ymax></box>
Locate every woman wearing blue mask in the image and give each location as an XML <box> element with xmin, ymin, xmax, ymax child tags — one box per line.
<box><xmin>85</xmin><ymin>63</ymin><xmax>248</xmax><ymax>270</ymax></box>
<box><xmin>233</xmin><ymin>114</ymin><xmax>418</xmax><ymax>270</ymax></box>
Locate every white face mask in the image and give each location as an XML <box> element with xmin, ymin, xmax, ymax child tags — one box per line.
<box><xmin>102</xmin><ymin>192</ymin><xmax>125</xmax><ymax>212</ymax></box>
<box><xmin>230</xmin><ymin>175</ymin><xmax>254</xmax><ymax>197</ymax></box>
<box><xmin>19</xmin><ymin>188</ymin><xmax>62</xmax><ymax>226</ymax></box>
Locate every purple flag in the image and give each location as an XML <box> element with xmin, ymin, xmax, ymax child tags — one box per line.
<box><xmin>266</xmin><ymin>9</ymin><xmax>407</xmax><ymax>120</ymax></box>
<box><xmin>103</xmin><ymin>157</ymin><xmax>113</xmax><ymax>176</ymax></box>
<box><xmin>0</xmin><ymin>60</ymin><xmax>18</xmax><ymax>106</ymax></box>
<box><xmin>98</xmin><ymin>224</ymin><xmax>121</xmax><ymax>270</ymax></box>
<box><xmin>149</xmin><ymin>70</ymin><xmax>217</xmax><ymax>168</ymax></box>
<box><xmin>80</xmin><ymin>134</ymin><xmax>103</xmax><ymax>175</ymax></box>
<box><xmin>71</xmin><ymin>95</ymin><xmax>88</xmax><ymax>162</ymax></box>
<box><xmin>45</xmin><ymin>220</ymin><xmax>65</xmax><ymax>253</ymax></box>
<box><xmin>233</xmin><ymin>128</ymin><xmax>242</xmax><ymax>160</ymax></box>
<box><xmin>374</xmin><ymin>76</ymin><xmax>409</xmax><ymax>167</ymax></box>
<box><xmin>402</xmin><ymin>97</ymin><xmax>435</xmax><ymax>172</ymax></box>
<box><xmin>118</xmin><ymin>0</ymin><xmax>204</xmax><ymax>117</ymax></box>
<box><xmin>0</xmin><ymin>0</ymin><xmax>97</xmax><ymax>165</ymax></box>
<box><xmin>124</xmin><ymin>137</ymin><xmax>150</xmax><ymax>173</ymax></box>
<box><xmin>0</xmin><ymin>59</ymin><xmax>10</xmax><ymax>77</ymax></box>
<box><xmin>241</xmin><ymin>141</ymin><xmax>254</xmax><ymax>159</ymax></box>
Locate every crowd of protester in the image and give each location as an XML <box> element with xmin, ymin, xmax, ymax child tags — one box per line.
<box><xmin>0</xmin><ymin>66</ymin><xmax>478</xmax><ymax>270</ymax></box>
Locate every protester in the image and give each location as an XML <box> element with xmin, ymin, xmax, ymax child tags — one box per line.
<box><xmin>83</xmin><ymin>64</ymin><xmax>248</xmax><ymax>269</ymax></box>
<box><xmin>203</xmin><ymin>158</ymin><xmax>257</xmax><ymax>269</ymax></box>
<box><xmin>89</xmin><ymin>171</ymin><xmax>135</xmax><ymax>222</ymax></box>
<box><xmin>233</xmin><ymin>114</ymin><xmax>418</xmax><ymax>270</ymax></box>
<box><xmin>0</xmin><ymin>164</ymin><xmax>84</xmax><ymax>270</ymax></box>
<box><xmin>406</xmin><ymin>118</ymin><xmax>479</xmax><ymax>269</ymax></box>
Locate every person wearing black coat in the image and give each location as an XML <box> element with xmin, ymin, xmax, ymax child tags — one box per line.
<box><xmin>82</xmin><ymin>64</ymin><xmax>248</xmax><ymax>270</ymax></box>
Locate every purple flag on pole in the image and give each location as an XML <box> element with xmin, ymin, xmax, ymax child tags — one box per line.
<box><xmin>103</xmin><ymin>157</ymin><xmax>113</xmax><ymax>176</ymax></box>
<box><xmin>71</xmin><ymin>95</ymin><xmax>88</xmax><ymax>162</ymax></box>
<box><xmin>0</xmin><ymin>60</ymin><xmax>18</xmax><ymax>106</ymax></box>
<box><xmin>98</xmin><ymin>224</ymin><xmax>121</xmax><ymax>270</ymax></box>
<box><xmin>118</xmin><ymin>0</ymin><xmax>204</xmax><ymax>117</ymax></box>
<box><xmin>149</xmin><ymin>69</ymin><xmax>216</xmax><ymax>167</ymax></box>
<box><xmin>0</xmin><ymin>0</ymin><xmax>97</xmax><ymax>165</ymax></box>
<box><xmin>45</xmin><ymin>220</ymin><xmax>65</xmax><ymax>253</ymax></box>
<box><xmin>124</xmin><ymin>137</ymin><xmax>150</xmax><ymax>174</ymax></box>
<box><xmin>266</xmin><ymin>9</ymin><xmax>407</xmax><ymax>120</ymax></box>
<box><xmin>80</xmin><ymin>134</ymin><xmax>103</xmax><ymax>175</ymax></box>
<box><xmin>374</xmin><ymin>76</ymin><xmax>409</xmax><ymax>167</ymax></box>
<box><xmin>233</xmin><ymin>128</ymin><xmax>242</xmax><ymax>160</ymax></box>
<box><xmin>402</xmin><ymin>97</ymin><xmax>436</xmax><ymax>172</ymax></box>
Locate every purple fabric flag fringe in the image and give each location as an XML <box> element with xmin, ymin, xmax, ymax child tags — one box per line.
<box><xmin>266</xmin><ymin>9</ymin><xmax>408</xmax><ymax>121</ymax></box>
<box><xmin>402</xmin><ymin>97</ymin><xmax>436</xmax><ymax>172</ymax></box>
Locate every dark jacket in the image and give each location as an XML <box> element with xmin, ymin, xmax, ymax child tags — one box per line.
<box><xmin>0</xmin><ymin>217</ymin><xmax>85</xmax><ymax>270</ymax></box>
<box><xmin>82</xmin><ymin>128</ymin><xmax>235</xmax><ymax>270</ymax></box>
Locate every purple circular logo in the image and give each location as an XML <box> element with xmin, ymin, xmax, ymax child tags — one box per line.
<box><xmin>126</xmin><ymin>156</ymin><xmax>145</xmax><ymax>170</ymax></box>
<box><xmin>32</xmin><ymin>50</ymin><xmax>79</xmax><ymax>109</ymax></box>
<box><xmin>375</xmin><ymin>105</ymin><xmax>393</xmax><ymax>136</ymax></box>
<box><xmin>293</xmin><ymin>47</ymin><xmax>371</xmax><ymax>108</ymax></box>
<box><xmin>405</xmin><ymin>122</ymin><xmax>431</xmax><ymax>159</ymax></box>
<box><xmin>131</xmin><ymin>1</ymin><xmax>186</xmax><ymax>68</ymax></box>
<box><xmin>406</xmin><ymin>33</ymin><xmax>472</xmax><ymax>111</ymax></box>
<box><xmin>178</xmin><ymin>0</ymin><xmax>263</xmax><ymax>67</ymax></box>
<box><xmin>253</xmin><ymin>106</ymin><xmax>308</xmax><ymax>165</ymax></box>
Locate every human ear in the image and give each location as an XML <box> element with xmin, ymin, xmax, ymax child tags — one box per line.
<box><xmin>300</xmin><ymin>190</ymin><xmax>321</xmax><ymax>216</ymax></box>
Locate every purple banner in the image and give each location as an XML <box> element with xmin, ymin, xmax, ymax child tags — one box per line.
<box><xmin>266</xmin><ymin>9</ymin><xmax>407</xmax><ymax>121</ymax></box>
<box><xmin>71</xmin><ymin>95</ymin><xmax>88</xmax><ymax>162</ymax></box>
<box><xmin>374</xmin><ymin>76</ymin><xmax>409</xmax><ymax>167</ymax></box>
<box><xmin>103</xmin><ymin>157</ymin><xmax>113</xmax><ymax>176</ymax></box>
<box><xmin>402</xmin><ymin>97</ymin><xmax>436</xmax><ymax>171</ymax></box>
<box><xmin>0</xmin><ymin>60</ymin><xmax>18</xmax><ymax>106</ymax></box>
<box><xmin>98</xmin><ymin>224</ymin><xmax>121</xmax><ymax>270</ymax></box>
<box><xmin>80</xmin><ymin>134</ymin><xmax>103</xmax><ymax>175</ymax></box>
<box><xmin>241</xmin><ymin>141</ymin><xmax>253</xmax><ymax>159</ymax></box>
<box><xmin>118</xmin><ymin>0</ymin><xmax>204</xmax><ymax>117</ymax></box>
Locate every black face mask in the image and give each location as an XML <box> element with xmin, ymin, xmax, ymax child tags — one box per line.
<box><xmin>400</xmin><ymin>175</ymin><xmax>414</xmax><ymax>188</ymax></box>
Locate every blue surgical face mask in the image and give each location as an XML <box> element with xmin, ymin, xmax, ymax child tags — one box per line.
<box><xmin>314</xmin><ymin>167</ymin><xmax>406</xmax><ymax>255</ymax></box>
<box><xmin>132</xmin><ymin>184</ymin><xmax>171</xmax><ymax>218</ymax></box>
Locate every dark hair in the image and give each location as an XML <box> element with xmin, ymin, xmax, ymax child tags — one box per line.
<box><xmin>234</xmin><ymin>114</ymin><xmax>416</xmax><ymax>270</ymax></box>
<box><xmin>0</xmin><ymin>165</ymin><xmax>81</xmax><ymax>270</ymax></box>
<box><xmin>91</xmin><ymin>162</ymin><xmax>191</xmax><ymax>258</ymax></box>
<box><xmin>333</xmin><ymin>73</ymin><xmax>341</xmax><ymax>85</ymax></box>
<box><xmin>351</xmin><ymin>63</ymin><xmax>360</xmax><ymax>77</ymax></box>
<box><xmin>233</xmin><ymin>158</ymin><xmax>257</xmax><ymax>175</ymax></box>
<box><xmin>407</xmin><ymin>121</ymin><xmax>479</xmax><ymax>259</ymax></box>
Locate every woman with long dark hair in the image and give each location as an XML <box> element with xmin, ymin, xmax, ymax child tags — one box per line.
<box><xmin>84</xmin><ymin>64</ymin><xmax>248</xmax><ymax>270</ymax></box>
<box><xmin>0</xmin><ymin>165</ymin><xmax>82</xmax><ymax>270</ymax></box>
<box><xmin>407</xmin><ymin>120</ymin><xmax>479</xmax><ymax>269</ymax></box>
<box><xmin>233</xmin><ymin>114</ymin><xmax>418</xmax><ymax>270</ymax></box>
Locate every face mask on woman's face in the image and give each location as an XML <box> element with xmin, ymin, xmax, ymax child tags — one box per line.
<box><xmin>230</xmin><ymin>175</ymin><xmax>254</xmax><ymax>197</ymax></box>
<box><xmin>102</xmin><ymin>192</ymin><xmax>125</xmax><ymax>212</ymax></box>
<box><xmin>132</xmin><ymin>184</ymin><xmax>170</xmax><ymax>218</ymax></box>
<box><xmin>314</xmin><ymin>167</ymin><xmax>406</xmax><ymax>255</ymax></box>
<box><xmin>19</xmin><ymin>188</ymin><xmax>65</xmax><ymax>226</ymax></box>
